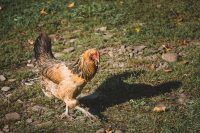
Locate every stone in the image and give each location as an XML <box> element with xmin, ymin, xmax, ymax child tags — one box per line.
<box><xmin>3</xmin><ymin>125</ymin><xmax>9</xmax><ymax>133</ymax></box>
<box><xmin>54</xmin><ymin>53</ymin><xmax>63</xmax><ymax>58</ymax></box>
<box><xmin>129</xmin><ymin>53</ymin><xmax>133</xmax><ymax>58</ymax></box>
<box><xmin>133</xmin><ymin>45</ymin><xmax>146</xmax><ymax>53</ymax></box>
<box><xmin>162</xmin><ymin>53</ymin><xmax>178</xmax><ymax>62</ymax></box>
<box><xmin>26</xmin><ymin>118</ymin><xmax>33</xmax><ymax>123</ymax></box>
<box><xmin>8</xmin><ymin>79</ymin><xmax>16</xmax><ymax>82</ymax></box>
<box><xmin>5</xmin><ymin>94</ymin><xmax>12</xmax><ymax>98</ymax></box>
<box><xmin>1</xmin><ymin>86</ymin><xmax>11</xmax><ymax>92</ymax></box>
<box><xmin>96</xmin><ymin>26</ymin><xmax>107</xmax><ymax>32</ymax></box>
<box><xmin>69</xmin><ymin>39</ymin><xmax>76</xmax><ymax>43</ymax></box>
<box><xmin>96</xmin><ymin>128</ymin><xmax>105</xmax><ymax>133</ymax></box>
<box><xmin>24</xmin><ymin>81</ymin><xmax>34</xmax><ymax>86</ymax></box>
<box><xmin>27</xmin><ymin>63</ymin><xmax>34</xmax><ymax>67</ymax></box>
<box><xmin>5</xmin><ymin>112</ymin><xmax>20</xmax><ymax>121</ymax></box>
<box><xmin>103</xmin><ymin>33</ymin><xmax>113</xmax><ymax>40</ymax></box>
<box><xmin>0</xmin><ymin>75</ymin><xmax>6</xmax><ymax>81</ymax></box>
<box><xmin>17</xmin><ymin>99</ymin><xmax>23</xmax><ymax>104</ymax></box>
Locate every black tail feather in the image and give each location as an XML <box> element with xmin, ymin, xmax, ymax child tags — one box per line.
<box><xmin>34</xmin><ymin>33</ymin><xmax>55</xmax><ymax>60</ymax></box>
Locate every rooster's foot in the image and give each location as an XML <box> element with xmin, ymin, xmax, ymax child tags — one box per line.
<box><xmin>75</xmin><ymin>106</ymin><xmax>97</xmax><ymax>120</ymax></box>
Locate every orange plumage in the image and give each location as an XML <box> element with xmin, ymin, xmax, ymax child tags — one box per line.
<box><xmin>34</xmin><ymin>33</ymin><xmax>100</xmax><ymax>119</ymax></box>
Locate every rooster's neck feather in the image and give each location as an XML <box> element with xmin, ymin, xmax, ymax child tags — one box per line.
<box><xmin>69</xmin><ymin>56</ymin><xmax>97</xmax><ymax>81</ymax></box>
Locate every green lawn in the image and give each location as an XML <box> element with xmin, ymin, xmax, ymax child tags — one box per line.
<box><xmin>0</xmin><ymin>0</ymin><xmax>200</xmax><ymax>132</ymax></box>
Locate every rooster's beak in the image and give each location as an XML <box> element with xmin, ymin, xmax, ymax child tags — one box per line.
<box><xmin>94</xmin><ymin>58</ymin><xmax>99</xmax><ymax>66</ymax></box>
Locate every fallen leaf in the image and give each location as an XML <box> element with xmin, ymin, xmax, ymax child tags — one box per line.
<box><xmin>134</xmin><ymin>26</ymin><xmax>141</xmax><ymax>33</ymax></box>
<box><xmin>67</xmin><ymin>2</ymin><xmax>75</xmax><ymax>8</ymax></box>
<box><xmin>162</xmin><ymin>45</ymin><xmax>171</xmax><ymax>52</ymax></box>
<box><xmin>163</xmin><ymin>68</ymin><xmax>173</xmax><ymax>73</ymax></box>
<box><xmin>40</xmin><ymin>8</ymin><xmax>48</xmax><ymax>16</ymax></box>
<box><xmin>106</xmin><ymin>128</ymin><xmax>112</xmax><ymax>133</ymax></box>
<box><xmin>150</xmin><ymin>64</ymin><xmax>156</xmax><ymax>70</ymax></box>
<box><xmin>153</xmin><ymin>105</ymin><xmax>167</xmax><ymax>112</ymax></box>
<box><xmin>176</xmin><ymin>16</ymin><xmax>183</xmax><ymax>23</ymax></box>
<box><xmin>28</xmin><ymin>39</ymin><xmax>34</xmax><ymax>45</ymax></box>
<box><xmin>179</xmin><ymin>39</ymin><xmax>190</xmax><ymax>45</ymax></box>
<box><xmin>180</xmin><ymin>60</ymin><xmax>189</xmax><ymax>65</ymax></box>
<box><xmin>120</xmin><ymin>1</ymin><xmax>124</xmax><ymax>4</ymax></box>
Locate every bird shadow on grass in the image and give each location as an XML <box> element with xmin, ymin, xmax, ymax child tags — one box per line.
<box><xmin>79</xmin><ymin>70</ymin><xmax>182</xmax><ymax>119</ymax></box>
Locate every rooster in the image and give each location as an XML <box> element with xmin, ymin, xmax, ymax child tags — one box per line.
<box><xmin>34</xmin><ymin>33</ymin><xmax>100</xmax><ymax>119</ymax></box>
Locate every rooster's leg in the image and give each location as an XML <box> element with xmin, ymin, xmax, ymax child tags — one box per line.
<box><xmin>75</xmin><ymin>106</ymin><xmax>97</xmax><ymax>120</ymax></box>
<box><xmin>60</xmin><ymin>105</ymin><xmax>73</xmax><ymax>120</ymax></box>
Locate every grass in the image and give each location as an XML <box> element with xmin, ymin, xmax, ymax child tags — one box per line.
<box><xmin>0</xmin><ymin>0</ymin><xmax>200</xmax><ymax>132</ymax></box>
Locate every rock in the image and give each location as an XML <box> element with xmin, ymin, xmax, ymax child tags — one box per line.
<box><xmin>103</xmin><ymin>33</ymin><xmax>113</xmax><ymax>40</ymax></box>
<box><xmin>133</xmin><ymin>45</ymin><xmax>146</xmax><ymax>53</ymax></box>
<box><xmin>115</xmin><ymin>129</ymin><xmax>123</xmax><ymax>133</ymax></box>
<box><xmin>1</xmin><ymin>86</ymin><xmax>11</xmax><ymax>92</ymax></box>
<box><xmin>24</xmin><ymin>81</ymin><xmax>34</xmax><ymax>86</ymax></box>
<box><xmin>63</xmin><ymin>47</ymin><xmax>75</xmax><ymax>53</ymax></box>
<box><xmin>0</xmin><ymin>75</ymin><xmax>6</xmax><ymax>81</ymax></box>
<box><xmin>3</xmin><ymin>125</ymin><xmax>9</xmax><ymax>133</ymax></box>
<box><xmin>8</xmin><ymin>79</ymin><xmax>16</xmax><ymax>82</ymax></box>
<box><xmin>5</xmin><ymin>112</ymin><xmax>20</xmax><ymax>121</ymax></box>
<box><xmin>69</xmin><ymin>39</ymin><xmax>76</xmax><ymax>43</ymax></box>
<box><xmin>162</xmin><ymin>53</ymin><xmax>178</xmax><ymax>62</ymax></box>
<box><xmin>96</xmin><ymin>26</ymin><xmax>107</xmax><ymax>32</ymax></box>
<box><xmin>5</xmin><ymin>94</ymin><xmax>12</xmax><ymax>98</ymax></box>
<box><xmin>27</xmin><ymin>63</ymin><xmax>34</xmax><ymax>67</ymax></box>
<box><xmin>54</xmin><ymin>53</ymin><xmax>63</xmax><ymax>58</ymax></box>
<box><xmin>17</xmin><ymin>99</ymin><xmax>23</xmax><ymax>104</ymax></box>
<box><xmin>26</xmin><ymin>118</ymin><xmax>33</xmax><ymax>123</ymax></box>
<box><xmin>129</xmin><ymin>53</ymin><xmax>133</xmax><ymax>58</ymax></box>
<box><xmin>96</xmin><ymin>128</ymin><xmax>105</xmax><ymax>133</ymax></box>
<box><xmin>157</xmin><ymin>4</ymin><xmax>162</xmax><ymax>8</ymax></box>
<box><xmin>35</xmin><ymin>121</ymin><xmax>52</xmax><ymax>128</ymax></box>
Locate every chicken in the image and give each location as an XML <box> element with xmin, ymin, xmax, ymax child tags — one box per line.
<box><xmin>34</xmin><ymin>33</ymin><xmax>100</xmax><ymax>119</ymax></box>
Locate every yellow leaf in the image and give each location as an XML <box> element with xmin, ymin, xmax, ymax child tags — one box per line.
<box><xmin>120</xmin><ymin>1</ymin><xmax>124</xmax><ymax>4</ymax></box>
<box><xmin>163</xmin><ymin>68</ymin><xmax>173</xmax><ymax>73</ymax></box>
<box><xmin>106</xmin><ymin>128</ymin><xmax>112</xmax><ymax>133</ymax></box>
<box><xmin>180</xmin><ymin>60</ymin><xmax>189</xmax><ymax>65</ymax></box>
<box><xmin>40</xmin><ymin>8</ymin><xmax>48</xmax><ymax>16</ymax></box>
<box><xmin>134</xmin><ymin>27</ymin><xmax>141</xmax><ymax>33</ymax></box>
<box><xmin>67</xmin><ymin>2</ymin><xmax>75</xmax><ymax>8</ymax></box>
<box><xmin>28</xmin><ymin>39</ymin><xmax>34</xmax><ymax>45</ymax></box>
<box><xmin>153</xmin><ymin>105</ymin><xmax>167</xmax><ymax>112</ymax></box>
